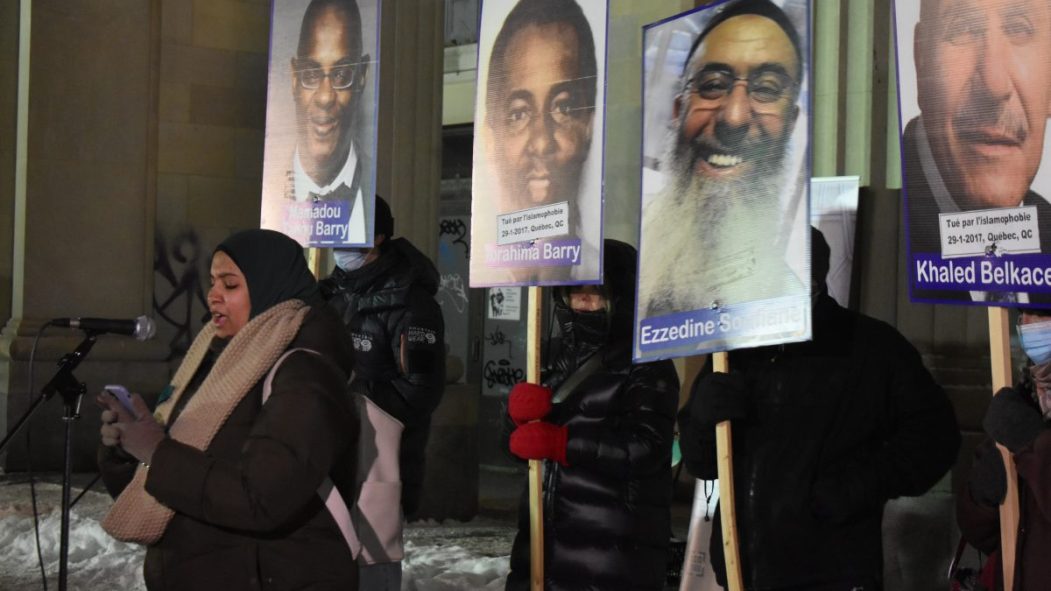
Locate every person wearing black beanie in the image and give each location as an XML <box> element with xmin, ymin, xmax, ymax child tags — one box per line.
<box><xmin>320</xmin><ymin>195</ymin><xmax>445</xmax><ymax>589</ymax></box>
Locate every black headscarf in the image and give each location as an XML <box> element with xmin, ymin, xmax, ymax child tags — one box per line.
<box><xmin>214</xmin><ymin>229</ymin><xmax>321</xmax><ymax>318</ymax></box>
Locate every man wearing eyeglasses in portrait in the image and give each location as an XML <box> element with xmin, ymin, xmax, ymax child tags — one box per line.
<box><xmin>638</xmin><ymin>0</ymin><xmax>807</xmax><ymax>317</ymax></box>
<box><xmin>482</xmin><ymin>0</ymin><xmax>600</xmax><ymax>283</ymax></box>
<box><xmin>288</xmin><ymin>0</ymin><xmax>371</xmax><ymax>244</ymax></box>
<box><xmin>905</xmin><ymin>0</ymin><xmax>1051</xmax><ymax>303</ymax></box>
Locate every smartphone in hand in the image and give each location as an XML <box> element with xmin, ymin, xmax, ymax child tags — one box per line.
<box><xmin>104</xmin><ymin>384</ymin><xmax>135</xmax><ymax>414</ymax></box>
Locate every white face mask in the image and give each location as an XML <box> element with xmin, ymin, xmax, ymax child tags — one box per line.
<box><xmin>1019</xmin><ymin>319</ymin><xmax>1051</xmax><ymax>365</ymax></box>
<box><xmin>334</xmin><ymin>249</ymin><xmax>369</xmax><ymax>271</ymax></box>
<box><xmin>1029</xmin><ymin>350</ymin><xmax>1051</xmax><ymax>418</ymax></box>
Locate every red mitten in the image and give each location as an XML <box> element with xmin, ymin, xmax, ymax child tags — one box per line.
<box><xmin>508</xmin><ymin>382</ymin><xmax>553</xmax><ymax>425</ymax></box>
<box><xmin>509</xmin><ymin>422</ymin><xmax>568</xmax><ymax>466</ymax></box>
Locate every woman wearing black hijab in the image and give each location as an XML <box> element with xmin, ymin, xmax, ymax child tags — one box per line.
<box><xmin>96</xmin><ymin>229</ymin><xmax>359</xmax><ymax>591</ymax></box>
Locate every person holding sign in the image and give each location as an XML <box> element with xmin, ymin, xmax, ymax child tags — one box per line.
<box><xmin>678</xmin><ymin>228</ymin><xmax>960</xmax><ymax>590</ymax></box>
<box><xmin>288</xmin><ymin>0</ymin><xmax>371</xmax><ymax>244</ymax></box>
<box><xmin>503</xmin><ymin>240</ymin><xmax>679</xmax><ymax>590</ymax></box>
<box><xmin>957</xmin><ymin>309</ymin><xmax>1051</xmax><ymax>589</ymax></box>
<box><xmin>320</xmin><ymin>196</ymin><xmax>445</xmax><ymax>590</ymax></box>
<box><xmin>905</xmin><ymin>0</ymin><xmax>1051</xmax><ymax>302</ymax></box>
<box><xmin>638</xmin><ymin>0</ymin><xmax>807</xmax><ymax>317</ymax></box>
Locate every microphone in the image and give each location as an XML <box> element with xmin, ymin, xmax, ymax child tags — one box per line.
<box><xmin>52</xmin><ymin>316</ymin><xmax>157</xmax><ymax>341</ymax></box>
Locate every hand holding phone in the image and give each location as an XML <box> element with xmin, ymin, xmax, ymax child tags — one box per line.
<box><xmin>104</xmin><ymin>384</ymin><xmax>135</xmax><ymax>415</ymax></box>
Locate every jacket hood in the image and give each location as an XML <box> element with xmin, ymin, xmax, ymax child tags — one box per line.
<box><xmin>601</xmin><ymin>239</ymin><xmax>639</xmax><ymax>341</ymax></box>
<box><xmin>387</xmin><ymin>238</ymin><xmax>440</xmax><ymax>295</ymax></box>
<box><xmin>553</xmin><ymin>239</ymin><xmax>638</xmax><ymax>349</ymax></box>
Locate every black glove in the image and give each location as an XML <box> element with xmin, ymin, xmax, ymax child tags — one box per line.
<box><xmin>983</xmin><ymin>386</ymin><xmax>1045</xmax><ymax>453</ymax></box>
<box><xmin>967</xmin><ymin>438</ymin><xmax>1007</xmax><ymax>508</ymax></box>
<box><xmin>690</xmin><ymin>371</ymin><xmax>749</xmax><ymax>425</ymax></box>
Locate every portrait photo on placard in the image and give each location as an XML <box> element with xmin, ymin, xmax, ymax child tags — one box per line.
<box><xmin>897</xmin><ymin>0</ymin><xmax>1051</xmax><ymax>305</ymax></box>
<box><xmin>260</xmin><ymin>0</ymin><xmax>380</xmax><ymax>248</ymax></box>
<box><xmin>634</xmin><ymin>0</ymin><xmax>812</xmax><ymax>362</ymax></box>
<box><xmin>469</xmin><ymin>0</ymin><xmax>608</xmax><ymax>288</ymax></box>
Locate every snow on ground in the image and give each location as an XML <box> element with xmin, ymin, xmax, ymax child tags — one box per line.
<box><xmin>403</xmin><ymin>541</ymin><xmax>510</xmax><ymax>591</ymax></box>
<box><xmin>0</xmin><ymin>479</ymin><xmax>147</xmax><ymax>591</ymax></box>
<box><xmin>0</xmin><ymin>478</ymin><xmax>513</xmax><ymax>590</ymax></box>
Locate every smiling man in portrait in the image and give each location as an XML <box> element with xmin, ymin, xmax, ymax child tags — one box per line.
<box><xmin>290</xmin><ymin>0</ymin><xmax>371</xmax><ymax>243</ymax></box>
<box><xmin>261</xmin><ymin>0</ymin><xmax>374</xmax><ymax>247</ymax></box>
<box><xmin>638</xmin><ymin>0</ymin><xmax>807</xmax><ymax>317</ymax></box>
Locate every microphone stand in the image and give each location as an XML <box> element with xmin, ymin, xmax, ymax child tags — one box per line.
<box><xmin>0</xmin><ymin>330</ymin><xmax>99</xmax><ymax>591</ymax></box>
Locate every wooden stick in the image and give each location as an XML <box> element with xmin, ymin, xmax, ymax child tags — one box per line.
<box><xmin>526</xmin><ymin>286</ymin><xmax>544</xmax><ymax>590</ymax></box>
<box><xmin>307</xmin><ymin>247</ymin><xmax>322</xmax><ymax>279</ymax></box>
<box><xmin>713</xmin><ymin>351</ymin><xmax>744</xmax><ymax>591</ymax></box>
<box><xmin>987</xmin><ymin>307</ymin><xmax>1020</xmax><ymax>591</ymax></box>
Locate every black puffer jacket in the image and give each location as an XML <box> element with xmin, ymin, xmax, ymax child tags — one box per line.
<box><xmin>506</xmin><ymin>240</ymin><xmax>680</xmax><ymax>591</ymax></box>
<box><xmin>679</xmin><ymin>293</ymin><xmax>960</xmax><ymax>589</ymax></box>
<box><xmin>320</xmin><ymin>237</ymin><xmax>445</xmax><ymax>515</ymax></box>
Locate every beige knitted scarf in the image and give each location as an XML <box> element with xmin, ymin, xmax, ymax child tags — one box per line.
<box><xmin>102</xmin><ymin>299</ymin><xmax>311</xmax><ymax>544</ymax></box>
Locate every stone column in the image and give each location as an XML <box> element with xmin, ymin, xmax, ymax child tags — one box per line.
<box><xmin>0</xmin><ymin>0</ymin><xmax>170</xmax><ymax>472</ymax></box>
<box><xmin>371</xmin><ymin>0</ymin><xmax>460</xmax><ymax>519</ymax></box>
<box><xmin>375</xmin><ymin>0</ymin><xmax>445</xmax><ymax>261</ymax></box>
<box><xmin>0</xmin><ymin>0</ymin><xmax>17</xmax><ymax>324</ymax></box>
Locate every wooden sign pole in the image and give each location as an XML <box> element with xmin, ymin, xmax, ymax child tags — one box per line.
<box><xmin>527</xmin><ymin>285</ymin><xmax>544</xmax><ymax>590</ymax></box>
<box><xmin>307</xmin><ymin>247</ymin><xmax>322</xmax><ymax>279</ymax></box>
<box><xmin>987</xmin><ymin>307</ymin><xmax>1020</xmax><ymax>591</ymax></box>
<box><xmin>713</xmin><ymin>351</ymin><xmax>744</xmax><ymax>591</ymax></box>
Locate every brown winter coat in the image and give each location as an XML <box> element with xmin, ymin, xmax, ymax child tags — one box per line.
<box><xmin>99</xmin><ymin>306</ymin><xmax>359</xmax><ymax>591</ymax></box>
<box><xmin>958</xmin><ymin>428</ymin><xmax>1051</xmax><ymax>591</ymax></box>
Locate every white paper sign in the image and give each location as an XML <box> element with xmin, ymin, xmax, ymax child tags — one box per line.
<box><xmin>811</xmin><ymin>176</ymin><xmax>860</xmax><ymax>307</ymax></box>
<box><xmin>679</xmin><ymin>480</ymin><xmax>724</xmax><ymax>591</ymax></box>
<box><xmin>938</xmin><ymin>206</ymin><xmax>1040</xmax><ymax>259</ymax></box>
<box><xmin>496</xmin><ymin>202</ymin><xmax>571</xmax><ymax>245</ymax></box>
<box><xmin>487</xmin><ymin>287</ymin><xmax>521</xmax><ymax>321</ymax></box>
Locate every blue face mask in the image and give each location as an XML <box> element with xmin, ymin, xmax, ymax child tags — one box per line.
<box><xmin>333</xmin><ymin>249</ymin><xmax>369</xmax><ymax>271</ymax></box>
<box><xmin>1019</xmin><ymin>319</ymin><xmax>1051</xmax><ymax>365</ymax></box>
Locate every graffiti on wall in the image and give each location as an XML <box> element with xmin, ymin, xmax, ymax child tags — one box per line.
<box><xmin>153</xmin><ymin>229</ymin><xmax>209</xmax><ymax>359</ymax></box>
<box><xmin>437</xmin><ymin>215</ymin><xmax>473</xmax><ymax>382</ymax></box>
<box><xmin>486</xmin><ymin>326</ymin><xmax>512</xmax><ymax>358</ymax></box>
<box><xmin>439</xmin><ymin>272</ymin><xmax>469</xmax><ymax>314</ymax></box>
<box><xmin>436</xmin><ymin>217</ymin><xmax>470</xmax><ymax>315</ymax></box>
<box><xmin>483</xmin><ymin>325</ymin><xmax>524</xmax><ymax>389</ymax></box>
<box><xmin>439</xmin><ymin>218</ymin><xmax>470</xmax><ymax>260</ymax></box>
<box><xmin>483</xmin><ymin>358</ymin><xmax>525</xmax><ymax>389</ymax></box>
